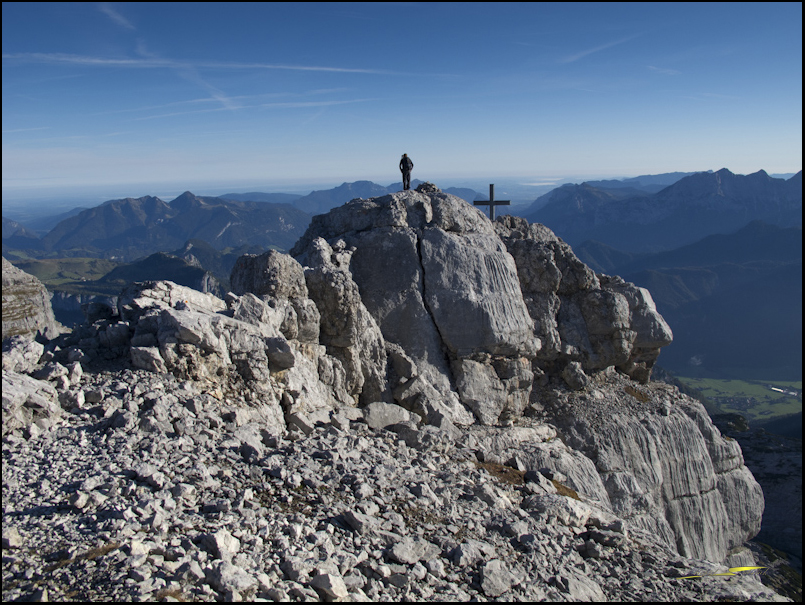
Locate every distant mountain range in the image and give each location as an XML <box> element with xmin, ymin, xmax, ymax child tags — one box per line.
<box><xmin>4</xmin><ymin>192</ymin><xmax>310</xmax><ymax>262</ymax></box>
<box><xmin>527</xmin><ymin>169</ymin><xmax>802</xmax><ymax>252</ymax></box>
<box><xmin>2</xmin><ymin>181</ymin><xmax>483</xmax><ymax>262</ymax></box>
<box><xmin>520</xmin><ymin>171</ymin><xmax>702</xmax><ymax>217</ymax></box>
<box><xmin>586</xmin><ymin>171</ymin><xmax>707</xmax><ymax>193</ymax></box>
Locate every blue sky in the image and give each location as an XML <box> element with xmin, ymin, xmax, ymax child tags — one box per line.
<box><xmin>2</xmin><ymin>2</ymin><xmax>802</xmax><ymax>201</ymax></box>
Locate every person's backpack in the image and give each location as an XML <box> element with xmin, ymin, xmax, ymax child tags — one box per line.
<box><xmin>402</xmin><ymin>157</ymin><xmax>413</xmax><ymax>171</ymax></box>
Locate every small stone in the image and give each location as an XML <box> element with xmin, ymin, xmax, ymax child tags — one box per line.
<box><xmin>481</xmin><ymin>559</ymin><xmax>520</xmax><ymax>597</ymax></box>
<box><xmin>425</xmin><ymin>558</ymin><xmax>446</xmax><ymax>578</ymax></box>
<box><xmin>362</xmin><ymin>402</ymin><xmax>412</xmax><ymax>430</ymax></box>
<box><xmin>389</xmin><ymin>537</ymin><xmax>440</xmax><ymax>565</ymax></box>
<box><xmin>177</xmin><ymin>560</ymin><xmax>206</xmax><ymax>583</ymax></box>
<box><xmin>2</xmin><ymin>527</ymin><xmax>23</xmax><ymax>549</ymax></box>
<box><xmin>206</xmin><ymin>560</ymin><xmax>257</xmax><ymax>594</ymax></box>
<box><xmin>69</xmin><ymin>491</ymin><xmax>90</xmax><ymax>510</ymax></box>
<box><xmin>343</xmin><ymin>510</ymin><xmax>379</xmax><ymax>535</ymax></box>
<box><xmin>84</xmin><ymin>388</ymin><xmax>104</xmax><ymax>404</ymax></box>
<box><xmin>388</xmin><ymin>573</ymin><xmax>409</xmax><ymax>588</ymax></box>
<box><xmin>201</xmin><ymin>528</ymin><xmax>240</xmax><ymax>561</ymax></box>
<box><xmin>411</xmin><ymin>562</ymin><xmax>427</xmax><ymax>581</ymax></box>
<box><xmin>311</xmin><ymin>572</ymin><xmax>349</xmax><ymax>600</ymax></box>
<box><xmin>129</xmin><ymin>567</ymin><xmax>151</xmax><ymax>582</ymax></box>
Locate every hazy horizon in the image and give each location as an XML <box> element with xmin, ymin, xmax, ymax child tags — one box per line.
<box><xmin>2</xmin><ymin>167</ymin><xmax>800</xmax><ymax>227</ymax></box>
<box><xmin>3</xmin><ymin>2</ymin><xmax>801</xmax><ymax>207</ymax></box>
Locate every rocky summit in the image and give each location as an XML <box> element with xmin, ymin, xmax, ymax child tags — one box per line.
<box><xmin>1</xmin><ymin>184</ymin><xmax>788</xmax><ymax>601</ymax></box>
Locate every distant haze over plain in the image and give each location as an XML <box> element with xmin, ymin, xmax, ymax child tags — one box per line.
<box><xmin>0</xmin><ymin>169</ymin><xmax>797</xmax><ymax>225</ymax></box>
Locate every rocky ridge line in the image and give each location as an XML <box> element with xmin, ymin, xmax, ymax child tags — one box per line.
<box><xmin>1</xmin><ymin>184</ymin><xmax>786</xmax><ymax>600</ymax></box>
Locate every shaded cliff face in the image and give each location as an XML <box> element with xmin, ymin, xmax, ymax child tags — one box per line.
<box><xmin>2</xmin><ymin>257</ymin><xmax>62</xmax><ymax>341</ymax></box>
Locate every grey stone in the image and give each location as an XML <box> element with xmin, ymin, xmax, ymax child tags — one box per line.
<box><xmin>562</xmin><ymin>361</ymin><xmax>590</xmax><ymax>391</ymax></box>
<box><xmin>130</xmin><ymin>346</ymin><xmax>167</xmax><ymax>373</ymax></box>
<box><xmin>362</xmin><ymin>402</ymin><xmax>412</xmax><ymax>430</ymax></box>
<box><xmin>311</xmin><ymin>573</ymin><xmax>349</xmax><ymax>600</ymax></box>
<box><xmin>562</xmin><ymin>569</ymin><xmax>607</xmax><ymax>601</ymax></box>
<box><xmin>2</xmin><ymin>370</ymin><xmax>61</xmax><ymax>436</ymax></box>
<box><xmin>481</xmin><ymin>559</ymin><xmax>520</xmax><ymax>597</ymax></box>
<box><xmin>201</xmin><ymin>528</ymin><xmax>241</xmax><ymax>561</ymax></box>
<box><xmin>343</xmin><ymin>510</ymin><xmax>380</xmax><ymax>535</ymax></box>
<box><xmin>230</xmin><ymin>249</ymin><xmax>309</xmax><ymax>301</ymax></box>
<box><xmin>2</xmin><ymin>336</ymin><xmax>44</xmax><ymax>374</ymax></box>
<box><xmin>425</xmin><ymin>558</ymin><xmax>446</xmax><ymax>578</ymax></box>
<box><xmin>388</xmin><ymin>537</ymin><xmax>440</xmax><ymax>565</ymax></box>
<box><xmin>451</xmin><ymin>539</ymin><xmax>496</xmax><ymax>567</ymax></box>
<box><xmin>206</xmin><ymin>560</ymin><xmax>257</xmax><ymax>594</ymax></box>
<box><xmin>2</xmin><ymin>527</ymin><xmax>23</xmax><ymax>549</ymax></box>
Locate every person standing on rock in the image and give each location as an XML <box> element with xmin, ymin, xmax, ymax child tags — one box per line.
<box><xmin>400</xmin><ymin>154</ymin><xmax>413</xmax><ymax>190</ymax></box>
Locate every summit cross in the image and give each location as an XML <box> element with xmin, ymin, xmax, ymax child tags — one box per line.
<box><xmin>474</xmin><ymin>184</ymin><xmax>510</xmax><ymax>221</ymax></box>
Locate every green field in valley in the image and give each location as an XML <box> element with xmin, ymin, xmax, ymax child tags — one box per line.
<box><xmin>676</xmin><ymin>376</ymin><xmax>802</xmax><ymax>423</ymax></box>
<box><xmin>11</xmin><ymin>258</ymin><xmax>118</xmax><ymax>287</ymax></box>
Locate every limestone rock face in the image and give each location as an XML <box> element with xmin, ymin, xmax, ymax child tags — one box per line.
<box><xmin>2</xmin><ymin>257</ymin><xmax>63</xmax><ymax>341</ymax></box>
<box><xmin>528</xmin><ymin>372</ymin><xmax>764</xmax><ymax>563</ymax></box>
<box><xmin>494</xmin><ymin>216</ymin><xmax>672</xmax><ymax>383</ymax></box>
<box><xmin>291</xmin><ymin>188</ymin><xmax>539</xmax><ymax>425</ymax></box>
<box><xmin>301</xmin><ymin>238</ymin><xmax>388</xmax><ymax>405</ymax></box>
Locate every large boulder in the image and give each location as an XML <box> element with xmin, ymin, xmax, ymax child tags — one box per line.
<box><xmin>2</xmin><ymin>369</ymin><xmax>61</xmax><ymax>437</ymax></box>
<box><xmin>230</xmin><ymin>249</ymin><xmax>319</xmax><ymax>343</ymax></box>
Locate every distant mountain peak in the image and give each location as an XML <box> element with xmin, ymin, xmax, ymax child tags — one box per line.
<box><xmin>169</xmin><ymin>191</ymin><xmax>207</xmax><ymax>212</ymax></box>
<box><xmin>528</xmin><ymin>167</ymin><xmax>803</xmax><ymax>252</ymax></box>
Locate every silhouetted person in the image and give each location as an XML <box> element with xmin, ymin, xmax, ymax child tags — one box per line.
<box><xmin>400</xmin><ymin>154</ymin><xmax>413</xmax><ymax>190</ymax></box>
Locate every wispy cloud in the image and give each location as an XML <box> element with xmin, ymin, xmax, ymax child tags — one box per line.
<box><xmin>2</xmin><ymin>126</ymin><xmax>50</xmax><ymax>134</ymax></box>
<box><xmin>94</xmin><ymin>89</ymin><xmax>357</xmax><ymax>119</ymax></box>
<box><xmin>98</xmin><ymin>3</ymin><xmax>136</xmax><ymax>31</ymax></box>
<box><xmin>139</xmin><ymin>42</ymin><xmax>242</xmax><ymax>111</ymax></box>
<box><xmin>2</xmin><ymin>52</ymin><xmax>162</xmax><ymax>67</ymax></box>
<box><xmin>683</xmin><ymin>92</ymin><xmax>741</xmax><ymax>102</ymax></box>
<box><xmin>259</xmin><ymin>99</ymin><xmax>377</xmax><ymax>109</ymax></box>
<box><xmin>4</xmin><ymin>51</ymin><xmax>381</xmax><ymax>112</ymax></box>
<box><xmin>559</xmin><ymin>34</ymin><xmax>642</xmax><ymax>64</ymax></box>
<box><xmin>130</xmin><ymin>98</ymin><xmax>377</xmax><ymax>121</ymax></box>
<box><xmin>2</xmin><ymin>52</ymin><xmax>400</xmax><ymax>75</ymax></box>
<box><xmin>648</xmin><ymin>65</ymin><xmax>681</xmax><ymax>76</ymax></box>
<box><xmin>2</xmin><ymin>50</ymin><xmax>413</xmax><ymax>120</ymax></box>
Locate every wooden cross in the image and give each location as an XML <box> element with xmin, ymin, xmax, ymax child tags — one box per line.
<box><xmin>474</xmin><ymin>184</ymin><xmax>510</xmax><ymax>221</ymax></box>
